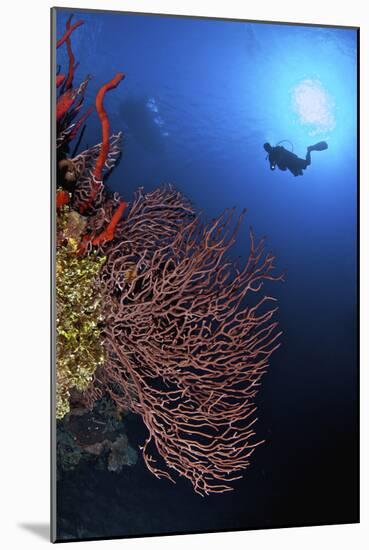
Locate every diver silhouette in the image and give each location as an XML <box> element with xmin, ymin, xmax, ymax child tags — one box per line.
<box><xmin>264</xmin><ymin>141</ymin><xmax>328</xmax><ymax>176</ymax></box>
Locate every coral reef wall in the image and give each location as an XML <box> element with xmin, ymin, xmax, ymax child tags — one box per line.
<box><xmin>55</xmin><ymin>15</ymin><xmax>283</xmax><ymax>495</ymax></box>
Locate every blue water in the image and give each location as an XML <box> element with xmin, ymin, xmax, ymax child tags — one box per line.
<box><xmin>56</xmin><ymin>9</ymin><xmax>358</xmax><ymax>541</ymax></box>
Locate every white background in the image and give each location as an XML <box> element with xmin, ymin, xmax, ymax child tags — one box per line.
<box><xmin>1</xmin><ymin>0</ymin><xmax>367</xmax><ymax>548</ymax></box>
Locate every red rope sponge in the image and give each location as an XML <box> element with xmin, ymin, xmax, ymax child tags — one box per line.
<box><xmin>56</xmin><ymin>190</ymin><xmax>70</xmax><ymax>209</ymax></box>
<box><xmin>92</xmin><ymin>201</ymin><xmax>127</xmax><ymax>245</ymax></box>
<box><xmin>65</xmin><ymin>16</ymin><xmax>76</xmax><ymax>90</ymax></box>
<box><xmin>79</xmin><ymin>201</ymin><xmax>127</xmax><ymax>254</ymax></box>
<box><xmin>56</xmin><ymin>89</ymin><xmax>75</xmax><ymax>122</ymax></box>
<box><xmin>56</xmin><ymin>74</ymin><xmax>66</xmax><ymax>88</ymax></box>
<box><xmin>78</xmin><ymin>72</ymin><xmax>125</xmax><ymax>214</ymax></box>
<box><xmin>56</xmin><ymin>20</ymin><xmax>84</xmax><ymax>49</ymax></box>
<box><xmin>94</xmin><ymin>72</ymin><xmax>125</xmax><ymax>181</ymax></box>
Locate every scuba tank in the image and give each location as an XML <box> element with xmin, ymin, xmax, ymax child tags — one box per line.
<box><xmin>276</xmin><ymin>139</ymin><xmax>294</xmax><ymax>152</ymax></box>
<box><xmin>265</xmin><ymin>139</ymin><xmax>294</xmax><ymax>161</ymax></box>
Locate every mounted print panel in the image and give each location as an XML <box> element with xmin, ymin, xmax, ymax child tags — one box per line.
<box><xmin>51</xmin><ymin>7</ymin><xmax>359</xmax><ymax>543</ymax></box>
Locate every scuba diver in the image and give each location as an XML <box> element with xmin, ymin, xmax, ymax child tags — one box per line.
<box><xmin>264</xmin><ymin>141</ymin><xmax>328</xmax><ymax>176</ymax></box>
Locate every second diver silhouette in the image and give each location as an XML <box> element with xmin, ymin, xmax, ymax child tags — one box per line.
<box><xmin>264</xmin><ymin>141</ymin><xmax>328</xmax><ymax>176</ymax></box>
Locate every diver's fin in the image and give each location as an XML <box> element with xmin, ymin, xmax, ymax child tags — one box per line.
<box><xmin>309</xmin><ymin>141</ymin><xmax>328</xmax><ymax>151</ymax></box>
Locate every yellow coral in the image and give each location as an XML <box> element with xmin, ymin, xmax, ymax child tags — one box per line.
<box><xmin>56</xmin><ymin>210</ymin><xmax>106</xmax><ymax>419</ymax></box>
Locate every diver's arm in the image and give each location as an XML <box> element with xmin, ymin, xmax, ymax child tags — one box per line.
<box><xmin>268</xmin><ymin>148</ymin><xmax>278</xmax><ymax>170</ymax></box>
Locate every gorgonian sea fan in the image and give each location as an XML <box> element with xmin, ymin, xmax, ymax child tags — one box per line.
<box><xmin>83</xmin><ymin>186</ymin><xmax>284</xmax><ymax>496</ymax></box>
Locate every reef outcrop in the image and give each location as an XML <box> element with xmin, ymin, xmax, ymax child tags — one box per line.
<box><xmin>55</xmin><ymin>15</ymin><xmax>283</xmax><ymax>494</ymax></box>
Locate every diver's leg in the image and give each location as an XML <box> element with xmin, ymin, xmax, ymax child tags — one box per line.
<box><xmin>305</xmin><ymin>149</ymin><xmax>311</xmax><ymax>166</ymax></box>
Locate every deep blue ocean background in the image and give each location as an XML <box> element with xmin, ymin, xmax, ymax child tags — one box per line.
<box><xmin>56</xmin><ymin>9</ymin><xmax>358</xmax><ymax>541</ymax></box>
